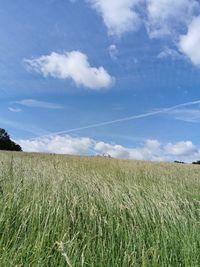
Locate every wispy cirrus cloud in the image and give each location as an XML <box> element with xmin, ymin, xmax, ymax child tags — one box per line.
<box><xmin>14</xmin><ymin>99</ymin><xmax>65</xmax><ymax>110</ymax></box>
<box><xmin>168</xmin><ymin>108</ymin><xmax>200</xmax><ymax>123</ymax></box>
<box><xmin>24</xmin><ymin>51</ymin><xmax>114</xmax><ymax>90</ymax></box>
<box><xmin>8</xmin><ymin>107</ymin><xmax>22</xmax><ymax>113</ymax></box>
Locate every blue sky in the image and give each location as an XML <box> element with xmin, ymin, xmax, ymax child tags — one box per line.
<box><xmin>1</xmin><ymin>0</ymin><xmax>200</xmax><ymax>161</ymax></box>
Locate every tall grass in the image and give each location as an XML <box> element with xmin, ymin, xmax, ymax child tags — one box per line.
<box><xmin>0</xmin><ymin>151</ymin><xmax>200</xmax><ymax>266</ymax></box>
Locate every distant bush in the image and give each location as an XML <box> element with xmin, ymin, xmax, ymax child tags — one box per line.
<box><xmin>0</xmin><ymin>128</ymin><xmax>22</xmax><ymax>151</ymax></box>
<box><xmin>192</xmin><ymin>160</ymin><xmax>200</xmax><ymax>165</ymax></box>
<box><xmin>174</xmin><ymin>160</ymin><xmax>185</xmax><ymax>164</ymax></box>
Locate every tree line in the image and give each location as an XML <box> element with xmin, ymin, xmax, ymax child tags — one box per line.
<box><xmin>0</xmin><ymin>128</ymin><xmax>22</xmax><ymax>151</ymax></box>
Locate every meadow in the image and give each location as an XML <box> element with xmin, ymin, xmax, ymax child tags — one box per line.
<box><xmin>0</xmin><ymin>151</ymin><xmax>200</xmax><ymax>266</ymax></box>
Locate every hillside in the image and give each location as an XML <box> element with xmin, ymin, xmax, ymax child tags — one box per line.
<box><xmin>0</xmin><ymin>151</ymin><xmax>200</xmax><ymax>266</ymax></box>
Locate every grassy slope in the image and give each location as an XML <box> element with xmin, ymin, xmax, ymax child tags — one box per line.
<box><xmin>0</xmin><ymin>151</ymin><xmax>200</xmax><ymax>266</ymax></box>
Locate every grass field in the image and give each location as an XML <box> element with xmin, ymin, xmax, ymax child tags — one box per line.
<box><xmin>0</xmin><ymin>151</ymin><xmax>200</xmax><ymax>266</ymax></box>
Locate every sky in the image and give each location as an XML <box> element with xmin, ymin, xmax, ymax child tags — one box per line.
<box><xmin>1</xmin><ymin>0</ymin><xmax>200</xmax><ymax>162</ymax></box>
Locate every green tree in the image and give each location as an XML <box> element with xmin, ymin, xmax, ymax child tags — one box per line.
<box><xmin>0</xmin><ymin>128</ymin><xmax>22</xmax><ymax>151</ymax></box>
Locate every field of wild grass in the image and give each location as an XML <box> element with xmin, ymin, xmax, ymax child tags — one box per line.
<box><xmin>0</xmin><ymin>151</ymin><xmax>200</xmax><ymax>266</ymax></box>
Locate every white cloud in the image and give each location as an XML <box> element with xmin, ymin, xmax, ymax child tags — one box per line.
<box><xmin>179</xmin><ymin>16</ymin><xmax>200</xmax><ymax>67</ymax></box>
<box><xmin>95</xmin><ymin>139</ymin><xmax>163</xmax><ymax>161</ymax></box>
<box><xmin>87</xmin><ymin>0</ymin><xmax>142</xmax><ymax>36</ymax></box>
<box><xmin>150</xmin><ymin>2</ymin><xmax>200</xmax><ymax>65</ymax></box>
<box><xmin>14</xmin><ymin>99</ymin><xmax>64</xmax><ymax>109</ymax></box>
<box><xmin>108</xmin><ymin>44</ymin><xmax>118</xmax><ymax>60</ymax></box>
<box><xmin>19</xmin><ymin>135</ymin><xmax>93</xmax><ymax>155</ymax></box>
<box><xmin>94</xmin><ymin>139</ymin><xmax>200</xmax><ymax>162</ymax></box>
<box><xmin>164</xmin><ymin>141</ymin><xmax>198</xmax><ymax>157</ymax></box>
<box><xmin>24</xmin><ymin>51</ymin><xmax>114</xmax><ymax>89</ymax></box>
<box><xmin>18</xmin><ymin>135</ymin><xmax>200</xmax><ymax>163</ymax></box>
<box><xmin>71</xmin><ymin>1</ymin><xmax>200</xmax><ymax>67</ymax></box>
<box><xmin>85</xmin><ymin>0</ymin><xmax>199</xmax><ymax>38</ymax></box>
<box><xmin>146</xmin><ymin>0</ymin><xmax>199</xmax><ymax>38</ymax></box>
<box><xmin>94</xmin><ymin>141</ymin><xmax>130</xmax><ymax>158</ymax></box>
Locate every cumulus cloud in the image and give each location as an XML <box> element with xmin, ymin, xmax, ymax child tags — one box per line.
<box><xmin>146</xmin><ymin>0</ymin><xmax>199</xmax><ymax>38</ymax></box>
<box><xmin>19</xmin><ymin>135</ymin><xmax>93</xmax><ymax>155</ymax></box>
<box><xmin>95</xmin><ymin>139</ymin><xmax>163</xmax><ymax>161</ymax></box>
<box><xmin>24</xmin><ymin>51</ymin><xmax>114</xmax><ymax>89</ymax></box>
<box><xmin>18</xmin><ymin>135</ymin><xmax>200</xmax><ymax>162</ymax></box>
<box><xmin>87</xmin><ymin>0</ymin><xmax>142</xmax><ymax>36</ymax></box>
<box><xmin>164</xmin><ymin>141</ymin><xmax>198</xmax><ymax>157</ymax></box>
<box><xmin>85</xmin><ymin>0</ymin><xmax>199</xmax><ymax>38</ymax></box>
<box><xmin>94</xmin><ymin>141</ymin><xmax>130</xmax><ymax>158</ymax></box>
<box><xmin>83</xmin><ymin>0</ymin><xmax>200</xmax><ymax>68</ymax></box>
<box><xmin>179</xmin><ymin>16</ymin><xmax>200</xmax><ymax>67</ymax></box>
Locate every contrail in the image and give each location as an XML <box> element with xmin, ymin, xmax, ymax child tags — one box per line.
<box><xmin>29</xmin><ymin>99</ymin><xmax>200</xmax><ymax>140</ymax></box>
